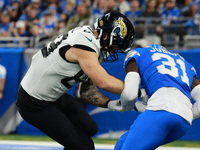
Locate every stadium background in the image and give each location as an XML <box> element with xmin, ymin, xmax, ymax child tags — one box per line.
<box><xmin>0</xmin><ymin>0</ymin><xmax>200</xmax><ymax>148</ymax></box>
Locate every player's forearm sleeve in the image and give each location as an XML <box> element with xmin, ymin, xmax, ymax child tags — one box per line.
<box><xmin>120</xmin><ymin>72</ymin><xmax>141</xmax><ymax>106</ymax></box>
<box><xmin>191</xmin><ymin>84</ymin><xmax>200</xmax><ymax>119</ymax></box>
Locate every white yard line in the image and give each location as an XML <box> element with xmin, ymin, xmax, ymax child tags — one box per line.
<box><xmin>0</xmin><ymin>140</ymin><xmax>62</xmax><ymax>147</ymax></box>
<box><xmin>0</xmin><ymin>140</ymin><xmax>199</xmax><ymax>150</ymax></box>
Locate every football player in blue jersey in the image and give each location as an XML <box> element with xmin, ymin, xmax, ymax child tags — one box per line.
<box><xmin>108</xmin><ymin>44</ymin><xmax>200</xmax><ymax>150</ymax></box>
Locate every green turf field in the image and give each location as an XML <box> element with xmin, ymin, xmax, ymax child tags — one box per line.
<box><xmin>0</xmin><ymin>134</ymin><xmax>200</xmax><ymax>147</ymax></box>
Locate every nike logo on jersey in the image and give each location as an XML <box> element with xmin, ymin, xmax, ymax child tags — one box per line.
<box><xmin>85</xmin><ymin>36</ymin><xmax>92</xmax><ymax>42</ymax></box>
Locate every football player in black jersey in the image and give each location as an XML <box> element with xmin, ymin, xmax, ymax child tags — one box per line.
<box><xmin>16</xmin><ymin>11</ymin><xmax>134</xmax><ymax>150</ymax></box>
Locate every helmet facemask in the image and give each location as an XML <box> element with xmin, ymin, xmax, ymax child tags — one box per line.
<box><xmin>99</xmin><ymin>31</ymin><xmax>120</xmax><ymax>62</ymax></box>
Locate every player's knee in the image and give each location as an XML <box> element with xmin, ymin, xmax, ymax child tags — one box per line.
<box><xmin>88</xmin><ymin>121</ymin><xmax>98</xmax><ymax>136</ymax></box>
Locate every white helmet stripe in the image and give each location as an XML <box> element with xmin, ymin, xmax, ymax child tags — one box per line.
<box><xmin>98</xmin><ymin>29</ymin><xmax>103</xmax><ymax>39</ymax></box>
<box><xmin>109</xmin><ymin>32</ymin><xmax>114</xmax><ymax>46</ymax></box>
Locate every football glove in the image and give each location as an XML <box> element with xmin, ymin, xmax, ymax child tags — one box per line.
<box><xmin>107</xmin><ymin>99</ymin><xmax>134</xmax><ymax>112</ymax></box>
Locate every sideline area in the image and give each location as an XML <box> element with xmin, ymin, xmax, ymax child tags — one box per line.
<box><xmin>0</xmin><ymin>140</ymin><xmax>200</xmax><ymax>150</ymax></box>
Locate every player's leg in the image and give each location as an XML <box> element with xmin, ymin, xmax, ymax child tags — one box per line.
<box><xmin>18</xmin><ymin>104</ymin><xmax>95</xmax><ymax>150</ymax></box>
<box><xmin>114</xmin><ymin>131</ymin><xmax>129</xmax><ymax>150</ymax></box>
<box><xmin>119</xmin><ymin>110</ymin><xmax>187</xmax><ymax>150</ymax></box>
<box><xmin>16</xmin><ymin>87</ymin><xmax>95</xmax><ymax>150</ymax></box>
<box><xmin>57</xmin><ymin>93</ymin><xmax>98</xmax><ymax>136</ymax></box>
<box><xmin>115</xmin><ymin>109</ymin><xmax>163</xmax><ymax>150</ymax></box>
<box><xmin>161</xmin><ymin>115</ymin><xmax>190</xmax><ymax>145</ymax></box>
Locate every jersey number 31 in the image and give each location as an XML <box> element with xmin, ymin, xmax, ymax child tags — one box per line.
<box><xmin>152</xmin><ymin>53</ymin><xmax>189</xmax><ymax>86</ymax></box>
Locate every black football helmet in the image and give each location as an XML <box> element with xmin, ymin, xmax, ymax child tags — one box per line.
<box><xmin>94</xmin><ymin>11</ymin><xmax>135</xmax><ymax>62</ymax></box>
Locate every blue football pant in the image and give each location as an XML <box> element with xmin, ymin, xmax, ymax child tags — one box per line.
<box><xmin>114</xmin><ymin>110</ymin><xmax>190</xmax><ymax>150</ymax></box>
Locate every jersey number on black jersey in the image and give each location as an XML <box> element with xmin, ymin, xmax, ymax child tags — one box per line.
<box><xmin>41</xmin><ymin>33</ymin><xmax>68</xmax><ymax>58</ymax></box>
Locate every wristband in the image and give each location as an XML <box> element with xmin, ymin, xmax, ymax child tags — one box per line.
<box><xmin>105</xmin><ymin>99</ymin><xmax>112</xmax><ymax>108</ymax></box>
<box><xmin>138</xmin><ymin>89</ymin><xmax>141</xmax><ymax>98</ymax></box>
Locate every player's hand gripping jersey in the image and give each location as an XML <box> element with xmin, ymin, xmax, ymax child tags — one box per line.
<box><xmin>21</xmin><ymin>26</ymin><xmax>104</xmax><ymax>102</ymax></box>
<box><xmin>124</xmin><ymin>44</ymin><xmax>196</xmax><ymax>99</ymax></box>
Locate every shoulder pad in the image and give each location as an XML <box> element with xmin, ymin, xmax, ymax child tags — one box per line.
<box><xmin>124</xmin><ymin>50</ymin><xmax>140</xmax><ymax>63</ymax></box>
<box><xmin>68</xmin><ymin>26</ymin><xmax>101</xmax><ymax>55</ymax></box>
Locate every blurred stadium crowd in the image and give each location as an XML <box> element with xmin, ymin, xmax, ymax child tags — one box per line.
<box><xmin>0</xmin><ymin>0</ymin><xmax>200</xmax><ymax>48</ymax></box>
